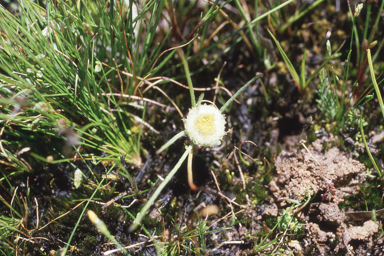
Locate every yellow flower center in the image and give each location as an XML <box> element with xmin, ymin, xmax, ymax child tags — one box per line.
<box><xmin>194</xmin><ymin>113</ymin><xmax>215</xmax><ymax>136</ymax></box>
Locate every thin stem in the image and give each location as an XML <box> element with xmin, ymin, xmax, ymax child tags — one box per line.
<box><xmin>137</xmin><ymin>102</ymin><xmax>146</xmax><ymax>151</ymax></box>
<box><xmin>187</xmin><ymin>149</ymin><xmax>199</xmax><ymax>191</ymax></box>
<box><xmin>157</xmin><ymin>131</ymin><xmax>187</xmax><ymax>154</ymax></box>
<box><xmin>220</xmin><ymin>73</ymin><xmax>263</xmax><ymax>113</ymax></box>
<box><xmin>367</xmin><ymin>49</ymin><xmax>384</xmax><ymax>121</ymax></box>
<box><xmin>233</xmin><ymin>0</ymin><xmax>260</xmax><ymax>56</ymax></box>
<box><xmin>65</xmin><ymin>162</ymin><xmax>117</xmax><ymax>253</ymax></box>
<box><xmin>177</xmin><ymin>49</ymin><xmax>196</xmax><ymax>107</ymax></box>
<box><xmin>278</xmin><ymin>0</ymin><xmax>325</xmax><ymax>33</ymax></box>
<box><xmin>196</xmin><ymin>93</ymin><xmax>205</xmax><ymax>107</ymax></box>
<box><xmin>367</xmin><ymin>0</ymin><xmax>384</xmax><ymax>45</ymax></box>
<box><xmin>347</xmin><ymin>0</ymin><xmax>360</xmax><ymax>66</ymax></box>
<box><xmin>87</xmin><ymin>210</ymin><xmax>130</xmax><ymax>255</ymax></box>
<box><xmin>129</xmin><ymin>145</ymin><xmax>194</xmax><ymax>231</ymax></box>
<box><xmin>360</xmin><ymin>113</ymin><xmax>381</xmax><ymax>177</ymax></box>
<box><xmin>250</xmin><ymin>0</ymin><xmax>295</xmax><ymax>26</ymax></box>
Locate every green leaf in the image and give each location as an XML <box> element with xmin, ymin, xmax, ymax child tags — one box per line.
<box><xmin>267</xmin><ymin>29</ymin><xmax>302</xmax><ymax>93</ymax></box>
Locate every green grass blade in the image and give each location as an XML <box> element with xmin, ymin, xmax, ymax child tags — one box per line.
<box><xmin>300</xmin><ymin>48</ymin><xmax>307</xmax><ymax>90</ymax></box>
<box><xmin>360</xmin><ymin>113</ymin><xmax>382</xmax><ymax>177</ymax></box>
<box><xmin>367</xmin><ymin>49</ymin><xmax>384</xmax><ymax>121</ymax></box>
<box><xmin>267</xmin><ymin>29</ymin><xmax>301</xmax><ymax>93</ymax></box>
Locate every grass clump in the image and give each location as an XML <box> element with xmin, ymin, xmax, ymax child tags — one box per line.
<box><xmin>0</xmin><ymin>0</ymin><xmax>151</xmax><ymax>253</ymax></box>
<box><xmin>0</xmin><ymin>1</ymin><xmax>143</xmax><ymax>167</ymax></box>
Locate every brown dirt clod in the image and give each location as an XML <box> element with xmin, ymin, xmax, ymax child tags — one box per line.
<box><xmin>267</xmin><ymin>139</ymin><xmax>382</xmax><ymax>255</ymax></box>
<box><xmin>269</xmin><ymin>139</ymin><xmax>365</xmax><ymax>205</ymax></box>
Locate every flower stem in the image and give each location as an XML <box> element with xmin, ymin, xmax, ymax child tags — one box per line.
<box><xmin>178</xmin><ymin>49</ymin><xmax>196</xmax><ymax>107</ymax></box>
<box><xmin>129</xmin><ymin>145</ymin><xmax>194</xmax><ymax>232</ymax></box>
<box><xmin>156</xmin><ymin>131</ymin><xmax>186</xmax><ymax>154</ymax></box>
<box><xmin>187</xmin><ymin>149</ymin><xmax>199</xmax><ymax>191</ymax></box>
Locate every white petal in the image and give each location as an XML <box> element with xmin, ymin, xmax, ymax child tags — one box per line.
<box><xmin>184</xmin><ymin>104</ymin><xmax>226</xmax><ymax>147</ymax></box>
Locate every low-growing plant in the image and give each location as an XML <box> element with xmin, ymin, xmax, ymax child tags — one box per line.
<box><xmin>268</xmin><ymin>30</ymin><xmax>342</xmax><ymax>95</ymax></box>
<box><xmin>0</xmin><ymin>0</ymin><xmax>144</xmax><ymax>169</ymax></box>
<box><xmin>314</xmin><ymin>2</ymin><xmax>384</xmax><ymax>132</ymax></box>
<box><xmin>129</xmin><ymin>46</ymin><xmax>263</xmax><ymax>230</ymax></box>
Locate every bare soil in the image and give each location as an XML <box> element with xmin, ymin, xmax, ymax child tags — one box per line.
<box><xmin>264</xmin><ymin>137</ymin><xmax>382</xmax><ymax>255</ymax></box>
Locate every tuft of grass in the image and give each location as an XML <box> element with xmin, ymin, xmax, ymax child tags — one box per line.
<box><xmin>0</xmin><ymin>0</ymin><xmax>143</xmax><ymax>168</ymax></box>
<box><xmin>268</xmin><ymin>30</ymin><xmax>342</xmax><ymax>95</ymax></box>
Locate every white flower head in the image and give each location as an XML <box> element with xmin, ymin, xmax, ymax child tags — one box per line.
<box><xmin>184</xmin><ymin>104</ymin><xmax>226</xmax><ymax>147</ymax></box>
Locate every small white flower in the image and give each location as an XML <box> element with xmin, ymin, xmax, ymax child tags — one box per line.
<box><xmin>184</xmin><ymin>104</ymin><xmax>226</xmax><ymax>147</ymax></box>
